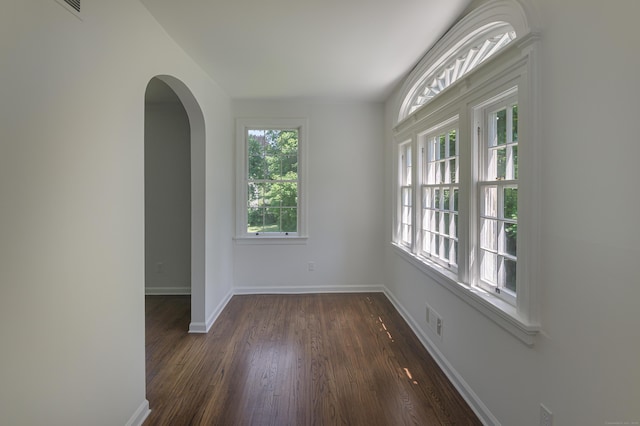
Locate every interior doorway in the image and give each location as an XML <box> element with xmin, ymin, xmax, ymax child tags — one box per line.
<box><xmin>145</xmin><ymin>77</ymin><xmax>191</xmax><ymax>298</ymax></box>
<box><xmin>143</xmin><ymin>75</ymin><xmax>207</xmax><ymax>332</ymax></box>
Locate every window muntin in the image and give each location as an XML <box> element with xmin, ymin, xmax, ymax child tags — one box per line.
<box><xmin>399</xmin><ymin>142</ymin><xmax>413</xmax><ymax>247</ymax></box>
<box><xmin>477</xmin><ymin>95</ymin><xmax>519</xmax><ymax>300</ymax></box>
<box><xmin>247</xmin><ymin>129</ymin><xmax>299</xmax><ymax>234</ymax></box>
<box><xmin>419</xmin><ymin>124</ymin><xmax>459</xmax><ymax>269</ymax></box>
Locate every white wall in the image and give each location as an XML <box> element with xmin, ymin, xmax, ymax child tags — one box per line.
<box><xmin>0</xmin><ymin>1</ymin><xmax>233</xmax><ymax>424</ymax></box>
<box><xmin>145</xmin><ymin>86</ymin><xmax>191</xmax><ymax>294</ymax></box>
<box><xmin>383</xmin><ymin>0</ymin><xmax>640</xmax><ymax>425</ymax></box>
<box><xmin>232</xmin><ymin>100</ymin><xmax>385</xmax><ymax>292</ymax></box>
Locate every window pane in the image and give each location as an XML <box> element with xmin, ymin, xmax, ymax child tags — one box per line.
<box><xmin>248</xmin><ymin>131</ymin><xmax>267</xmax><ymax>179</ymax></box>
<box><xmin>281</xmin><ymin>153</ymin><xmax>298</xmax><ymax>176</ymax></box>
<box><xmin>443</xmin><ymin>189</ymin><xmax>450</xmax><ymax>210</ymax></box>
<box><xmin>481</xmin><ymin>251</ymin><xmax>497</xmax><ymax>284</ymax></box>
<box><xmin>497</xmin><ymin>108</ymin><xmax>507</xmax><ymax>145</ymax></box>
<box><xmin>504</xmin><ymin>258</ymin><xmax>517</xmax><ymax>292</ymax></box>
<box><xmin>269</xmin><ymin>182</ymin><xmax>297</xmax><ymax>207</ymax></box>
<box><xmin>512</xmin><ymin>105</ymin><xmax>518</xmax><ymax>142</ymax></box>
<box><xmin>402</xmin><ymin>187</ymin><xmax>412</xmax><ymax>207</ymax></box>
<box><xmin>248</xmin><ymin>183</ymin><xmax>272</xmax><ymax>207</ymax></box>
<box><xmin>423</xmin><ymin>188</ymin><xmax>431</xmax><ymax>210</ymax></box>
<box><xmin>422</xmin><ymin>207</ymin><xmax>430</xmax><ymax>230</ymax></box>
<box><xmin>503</xmin><ymin>187</ymin><xmax>518</xmax><ymax>220</ymax></box>
<box><xmin>483</xmin><ymin>186</ymin><xmax>498</xmax><ymax>217</ymax></box>
<box><xmin>453</xmin><ymin>188</ymin><xmax>459</xmax><ymax>211</ymax></box>
<box><xmin>443</xmin><ymin>238</ymin><xmax>450</xmax><ymax>261</ymax></box>
<box><xmin>444</xmin><ymin>212</ymin><xmax>450</xmax><ymax>235</ymax></box>
<box><xmin>434</xmin><ymin>212</ymin><xmax>440</xmax><ymax>232</ymax></box>
<box><xmin>448</xmin><ymin>130</ymin><xmax>457</xmax><ymax>156</ymax></box>
<box><xmin>481</xmin><ymin>218</ymin><xmax>497</xmax><ymax>251</ymax></box>
<box><xmin>281</xmin><ymin>208</ymin><xmax>297</xmax><ymax>232</ymax></box>
<box><xmin>452</xmin><ymin>213</ymin><xmax>458</xmax><ymax>237</ymax></box>
<box><xmin>439</xmin><ymin>161</ymin><xmax>445</xmax><ymax>183</ymax></box>
<box><xmin>450</xmin><ymin>158</ymin><xmax>457</xmax><ymax>183</ymax></box>
<box><xmin>497</xmin><ymin>147</ymin><xmax>506</xmax><ymax>179</ymax></box>
<box><xmin>247</xmin><ymin>207</ymin><xmax>264</xmax><ymax>233</ymax></box>
<box><xmin>505</xmin><ymin>223</ymin><xmax>517</xmax><ymax>256</ymax></box>
<box><xmin>439</xmin><ymin>134</ymin><xmax>446</xmax><ymax>159</ymax></box>
<box><xmin>512</xmin><ymin>145</ymin><xmax>518</xmax><ymax>180</ymax></box>
<box><xmin>264</xmin><ymin>208</ymin><xmax>281</xmax><ymax>232</ymax></box>
<box><xmin>451</xmin><ymin>241</ymin><xmax>458</xmax><ymax>266</ymax></box>
<box><xmin>434</xmin><ymin>189</ymin><xmax>440</xmax><ymax>209</ymax></box>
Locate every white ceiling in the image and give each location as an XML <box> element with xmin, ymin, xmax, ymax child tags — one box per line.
<box><xmin>140</xmin><ymin>0</ymin><xmax>472</xmax><ymax>101</ymax></box>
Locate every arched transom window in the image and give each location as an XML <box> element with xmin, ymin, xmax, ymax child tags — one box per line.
<box><xmin>399</xmin><ymin>23</ymin><xmax>516</xmax><ymax>121</ymax></box>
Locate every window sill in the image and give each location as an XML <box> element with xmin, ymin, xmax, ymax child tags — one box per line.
<box><xmin>234</xmin><ymin>235</ymin><xmax>308</xmax><ymax>245</ymax></box>
<box><xmin>391</xmin><ymin>242</ymin><xmax>540</xmax><ymax>346</ymax></box>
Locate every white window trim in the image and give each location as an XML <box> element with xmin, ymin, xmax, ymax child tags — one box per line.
<box><xmin>392</xmin><ymin>19</ymin><xmax>541</xmax><ymax>345</ymax></box>
<box><xmin>235</xmin><ymin>118</ymin><xmax>309</xmax><ymax>243</ymax></box>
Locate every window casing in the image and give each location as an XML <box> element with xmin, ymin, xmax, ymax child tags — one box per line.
<box><xmin>236</xmin><ymin>118</ymin><xmax>308</xmax><ymax>242</ymax></box>
<box><xmin>392</xmin><ymin>17</ymin><xmax>541</xmax><ymax>344</ymax></box>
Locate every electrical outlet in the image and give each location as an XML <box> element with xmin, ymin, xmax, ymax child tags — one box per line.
<box><xmin>540</xmin><ymin>404</ymin><xmax>553</xmax><ymax>426</ymax></box>
<box><xmin>427</xmin><ymin>305</ymin><xmax>442</xmax><ymax>340</ymax></box>
<box><xmin>308</xmin><ymin>261</ymin><xmax>315</xmax><ymax>272</ymax></box>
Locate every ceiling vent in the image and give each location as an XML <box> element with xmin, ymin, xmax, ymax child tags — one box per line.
<box><xmin>56</xmin><ymin>0</ymin><xmax>82</xmax><ymax>19</ymax></box>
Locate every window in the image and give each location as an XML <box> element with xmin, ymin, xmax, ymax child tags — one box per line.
<box><xmin>398</xmin><ymin>141</ymin><xmax>412</xmax><ymax>247</ymax></box>
<box><xmin>476</xmin><ymin>92</ymin><xmax>519</xmax><ymax>304</ymax></box>
<box><xmin>419</xmin><ymin>120</ymin><xmax>459</xmax><ymax>270</ymax></box>
<box><xmin>399</xmin><ymin>23</ymin><xmax>516</xmax><ymax>122</ymax></box>
<box><xmin>391</xmin><ymin>9</ymin><xmax>540</xmax><ymax>344</ymax></box>
<box><xmin>236</xmin><ymin>119</ymin><xmax>308</xmax><ymax>240</ymax></box>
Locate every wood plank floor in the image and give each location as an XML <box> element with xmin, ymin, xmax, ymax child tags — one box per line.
<box><xmin>144</xmin><ymin>293</ymin><xmax>481</xmax><ymax>426</ymax></box>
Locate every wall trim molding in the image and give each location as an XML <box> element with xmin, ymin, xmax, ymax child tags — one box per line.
<box><xmin>125</xmin><ymin>399</ymin><xmax>150</xmax><ymax>426</ymax></box>
<box><xmin>383</xmin><ymin>288</ymin><xmax>499</xmax><ymax>426</ymax></box>
<box><xmin>145</xmin><ymin>286</ymin><xmax>191</xmax><ymax>296</ymax></box>
<box><xmin>233</xmin><ymin>284</ymin><xmax>385</xmax><ymax>295</ymax></box>
<box><xmin>189</xmin><ymin>289</ymin><xmax>233</xmax><ymax>333</ymax></box>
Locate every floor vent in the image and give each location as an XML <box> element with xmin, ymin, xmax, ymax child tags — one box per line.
<box><xmin>56</xmin><ymin>0</ymin><xmax>82</xmax><ymax>18</ymax></box>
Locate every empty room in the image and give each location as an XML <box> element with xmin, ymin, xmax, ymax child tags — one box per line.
<box><xmin>1</xmin><ymin>0</ymin><xmax>639</xmax><ymax>425</ymax></box>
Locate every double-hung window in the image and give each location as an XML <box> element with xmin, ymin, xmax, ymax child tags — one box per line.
<box><xmin>477</xmin><ymin>93</ymin><xmax>519</xmax><ymax>302</ymax></box>
<box><xmin>236</xmin><ymin>118</ymin><xmax>308</xmax><ymax>240</ymax></box>
<box><xmin>419</xmin><ymin>120</ymin><xmax>459</xmax><ymax>270</ymax></box>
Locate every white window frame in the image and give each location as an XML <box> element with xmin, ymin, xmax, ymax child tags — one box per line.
<box><xmin>391</xmin><ymin>13</ymin><xmax>541</xmax><ymax>345</ymax></box>
<box><xmin>235</xmin><ymin>118</ymin><xmax>308</xmax><ymax>244</ymax></box>
<box><xmin>417</xmin><ymin>117</ymin><xmax>459</xmax><ymax>271</ymax></box>
<box><xmin>475</xmin><ymin>91</ymin><xmax>519</xmax><ymax>305</ymax></box>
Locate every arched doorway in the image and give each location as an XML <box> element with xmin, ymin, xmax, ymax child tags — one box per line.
<box><xmin>144</xmin><ymin>75</ymin><xmax>206</xmax><ymax>332</ymax></box>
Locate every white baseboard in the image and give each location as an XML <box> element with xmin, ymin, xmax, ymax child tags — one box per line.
<box><xmin>145</xmin><ymin>286</ymin><xmax>191</xmax><ymax>295</ymax></box>
<box><xmin>189</xmin><ymin>289</ymin><xmax>233</xmax><ymax>333</ymax></box>
<box><xmin>233</xmin><ymin>284</ymin><xmax>385</xmax><ymax>295</ymax></box>
<box><xmin>383</xmin><ymin>288</ymin><xmax>499</xmax><ymax>426</ymax></box>
<box><xmin>125</xmin><ymin>399</ymin><xmax>150</xmax><ymax>426</ymax></box>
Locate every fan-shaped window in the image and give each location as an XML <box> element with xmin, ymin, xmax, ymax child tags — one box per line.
<box><xmin>400</xmin><ymin>23</ymin><xmax>516</xmax><ymax>122</ymax></box>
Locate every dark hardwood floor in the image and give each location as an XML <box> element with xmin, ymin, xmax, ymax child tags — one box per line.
<box><xmin>144</xmin><ymin>293</ymin><xmax>481</xmax><ymax>425</ymax></box>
